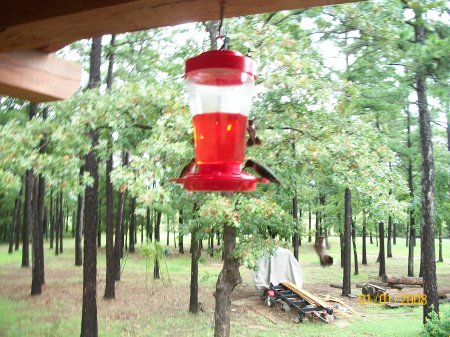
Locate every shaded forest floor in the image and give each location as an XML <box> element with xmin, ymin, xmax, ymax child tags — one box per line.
<box><xmin>0</xmin><ymin>236</ymin><xmax>449</xmax><ymax>337</ymax></box>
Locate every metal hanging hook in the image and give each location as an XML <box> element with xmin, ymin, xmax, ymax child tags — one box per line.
<box><xmin>217</xmin><ymin>2</ymin><xmax>229</xmax><ymax>50</ymax></box>
<box><xmin>218</xmin><ymin>2</ymin><xmax>225</xmax><ymax>40</ymax></box>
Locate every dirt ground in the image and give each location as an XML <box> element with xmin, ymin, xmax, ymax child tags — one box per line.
<box><xmin>0</xmin><ymin>253</ymin><xmax>361</xmax><ymax>328</ymax></box>
<box><xmin>2</xmin><ymin>239</ymin><xmax>447</xmax><ymax>337</ymax></box>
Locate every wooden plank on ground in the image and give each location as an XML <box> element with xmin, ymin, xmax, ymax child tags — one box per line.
<box><xmin>0</xmin><ymin>50</ymin><xmax>81</xmax><ymax>102</ymax></box>
<box><xmin>281</xmin><ymin>281</ymin><xmax>331</xmax><ymax>309</ymax></box>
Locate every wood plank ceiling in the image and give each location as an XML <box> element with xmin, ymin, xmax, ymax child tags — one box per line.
<box><xmin>0</xmin><ymin>0</ymin><xmax>359</xmax><ymax>102</ymax></box>
<box><xmin>0</xmin><ymin>0</ymin><xmax>358</xmax><ymax>52</ymax></box>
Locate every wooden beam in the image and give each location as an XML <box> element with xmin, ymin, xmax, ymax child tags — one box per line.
<box><xmin>0</xmin><ymin>0</ymin><xmax>360</xmax><ymax>52</ymax></box>
<box><xmin>0</xmin><ymin>51</ymin><xmax>81</xmax><ymax>102</ymax></box>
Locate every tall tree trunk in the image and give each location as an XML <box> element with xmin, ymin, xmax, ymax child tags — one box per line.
<box><xmin>149</xmin><ymin>208</ymin><xmax>153</xmax><ymax>242</ymax></box>
<box><xmin>49</xmin><ymin>189</ymin><xmax>54</xmax><ymax>249</ymax></box>
<box><xmin>387</xmin><ymin>215</ymin><xmax>392</xmax><ymax>258</ymax></box>
<box><xmin>166</xmin><ymin>216</ymin><xmax>170</xmax><ymax>246</ymax></box>
<box><xmin>146</xmin><ymin>208</ymin><xmax>151</xmax><ymax>242</ymax></box>
<box><xmin>299</xmin><ymin>209</ymin><xmax>302</xmax><ymax>246</ymax></box>
<box><xmin>81</xmin><ymin>129</ymin><xmax>99</xmax><ymax>337</ymax></box>
<box><xmin>71</xmin><ymin>211</ymin><xmax>75</xmax><ymax>238</ymax></box>
<box><xmin>81</xmin><ymin>35</ymin><xmax>102</xmax><ymax>337</ymax></box>
<box><xmin>369</xmin><ymin>230</ymin><xmax>373</xmax><ymax>245</ymax></box>
<box><xmin>129</xmin><ymin>198</ymin><xmax>136</xmax><ymax>253</ymax></box>
<box><xmin>342</xmin><ymin>188</ymin><xmax>351</xmax><ymax>296</ymax></box>
<box><xmin>14</xmin><ymin>183</ymin><xmax>22</xmax><ymax>251</ymax></box>
<box><xmin>76</xmin><ymin>167</ymin><xmax>84</xmax><ymax>266</ymax></box>
<box><xmin>36</xmin><ymin>171</ymin><xmax>46</xmax><ymax>286</ymax></box>
<box><xmin>31</xmin><ymin>173</ymin><xmax>42</xmax><ymax>295</ymax></box>
<box><xmin>178</xmin><ymin>210</ymin><xmax>184</xmax><ymax>254</ymax></box>
<box><xmin>447</xmin><ymin>111</ymin><xmax>450</xmax><ymax>261</ymax></box>
<box><xmin>43</xmin><ymin>207</ymin><xmax>48</xmax><ymax>241</ymax></box>
<box><xmin>8</xmin><ymin>204</ymin><xmax>16</xmax><ymax>254</ymax></box>
<box><xmin>393</xmin><ymin>221</ymin><xmax>397</xmax><ymax>245</ymax></box>
<box><xmin>210</xmin><ymin>230</ymin><xmax>214</xmax><ymax>257</ymax></box>
<box><xmin>114</xmin><ymin>152</ymin><xmax>128</xmax><ymax>281</ymax></box>
<box><xmin>340</xmin><ymin>230</ymin><xmax>344</xmax><ymax>268</ymax></box>
<box><xmin>32</xmin><ymin>170</ymin><xmax>46</xmax><ymax>292</ymax></box>
<box><xmin>153</xmin><ymin>211</ymin><xmax>161</xmax><ymax>279</ymax></box>
<box><xmin>292</xmin><ymin>194</ymin><xmax>299</xmax><ymax>260</ymax></box>
<box><xmin>22</xmin><ymin>103</ymin><xmax>38</xmax><ymax>266</ymax></box>
<box><xmin>58</xmin><ymin>191</ymin><xmax>63</xmax><ymax>253</ymax></box>
<box><xmin>315</xmin><ymin>210</ymin><xmax>319</xmax><ymax>242</ymax></box>
<box><xmin>351</xmin><ymin>220</ymin><xmax>358</xmax><ymax>276</ymax></box>
<box><xmin>97</xmin><ymin>200</ymin><xmax>101</xmax><ymax>248</ymax></box>
<box><xmin>407</xmin><ymin>105</ymin><xmax>415</xmax><ymax>276</ymax></box>
<box><xmin>406</xmin><ymin>221</ymin><xmax>409</xmax><ymax>247</ymax></box>
<box><xmin>308</xmin><ymin>208</ymin><xmax>312</xmax><ymax>243</ymax></box>
<box><xmin>9</xmin><ymin>188</ymin><xmax>22</xmax><ymax>254</ymax></box>
<box><xmin>65</xmin><ymin>207</ymin><xmax>69</xmax><ymax>233</ymax></box>
<box><xmin>134</xmin><ymin>215</ymin><xmax>137</xmax><ymax>245</ymax></box>
<box><xmin>189</xmin><ymin>228</ymin><xmax>201</xmax><ymax>313</ymax></box>
<box><xmin>104</xmin><ymin>152</ymin><xmax>115</xmax><ymax>299</ymax></box>
<box><xmin>123</xmin><ymin>211</ymin><xmax>127</xmax><ymax>253</ymax></box>
<box><xmin>319</xmin><ymin>196</ymin><xmax>325</xmax><ymax>237</ymax></box>
<box><xmin>437</xmin><ymin>225</ymin><xmax>443</xmax><ymax>262</ymax></box>
<box><xmin>408</xmin><ymin>216</ymin><xmax>415</xmax><ymax>277</ymax></box>
<box><xmin>410</xmin><ymin>7</ymin><xmax>439</xmax><ymax>321</ymax></box>
<box><xmin>447</xmin><ymin>109</ymin><xmax>450</xmax><ymax>153</ymax></box>
<box><xmin>362</xmin><ymin>211</ymin><xmax>367</xmax><ymax>265</ymax></box>
<box><xmin>378</xmin><ymin>222</ymin><xmax>385</xmax><ymax>277</ymax></box>
<box><xmin>55</xmin><ymin>192</ymin><xmax>59</xmax><ymax>255</ymax></box>
<box><xmin>22</xmin><ymin>169</ymin><xmax>33</xmax><ymax>267</ymax></box>
<box><xmin>141</xmin><ymin>218</ymin><xmax>144</xmax><ymax>243</ymax></box>
<box><xmin>214</xmin><ymin>224</ymin><xmax>242</xmax><ymax>337</ymax></box>
<box><xmin>106</xmin><ymin>34</ymin><xmax>115</xmax><ymax>91</ymax></box>
<box><xmin>419</xmin><ymin>231</ymin><xmax>423</xmax><ymax>278</ymax></box>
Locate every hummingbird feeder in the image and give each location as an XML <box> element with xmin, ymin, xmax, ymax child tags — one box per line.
<box><xmin>172</xmin><ymin>50</ymin><xmax>267</xmax><ymax>192</ymax></box>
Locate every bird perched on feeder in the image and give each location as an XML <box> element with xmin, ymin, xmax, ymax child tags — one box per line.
<box><xmin>246</xmin><ymin>119</ymin><xmax>262</xmax><ymax>147</ymax></box>
<box><xmin>243</xmin><ymin>159</ymin><xmax>281</xmax><ymax>185</ymax></box>
<box><xmin>179</xmin><ymin>158</ymin><xmax>196</xmax><ymax>178</ymax></box>
<box><xmin>314</xmin><ymin>236</ymin><xmax>334</xmax><ymax>267</ymax></box>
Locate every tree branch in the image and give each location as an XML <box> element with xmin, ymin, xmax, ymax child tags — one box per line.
<box><xmin>272</xmin><ymin>9</ymin><xmax>306</xmax><ymax>26</ymax></box>
<box><xmin>132</xmin><ymin>123</ymin><xmax>152</xmax><ymax>130</ymax></box>
<box><xmin>263</xmin><ymin>12</ymin><xmax>278</xmax><ymax>27</ymax></box>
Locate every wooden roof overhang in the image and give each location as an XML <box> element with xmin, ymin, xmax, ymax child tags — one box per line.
<box><xmin>0</xmin><ymin>0</ymin><xmax>358</xmax><ymax>102</ymax></box>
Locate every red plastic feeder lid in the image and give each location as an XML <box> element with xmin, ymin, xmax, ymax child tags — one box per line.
<box><xmin>185</xmin><ymin>50</ymin><xmax>257</xmax><ymax>86</ymax></box>
<box><xmin>171</xmin><ymin>164</ymin><xmax>268</xmax><ymax>192</ymax></box>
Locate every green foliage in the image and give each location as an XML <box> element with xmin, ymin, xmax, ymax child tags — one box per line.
<box><xmin>195</xmin><ymin>195</ymin><xmax>293</xmax><ymax>269</ymax></box>
<box><xmin>421</xmin><ymin>305</ymin><xmax>450</xmax><ymax>337</ymax></box>
<box><xmin>141</xmin><ymin>242</ymin><xmax>171</xmax><ymax>287</ymax></box>
<box><xmin>141</xmin><ymin>241</ymin><xmax>165</xmax><ymax>262</ymax></box>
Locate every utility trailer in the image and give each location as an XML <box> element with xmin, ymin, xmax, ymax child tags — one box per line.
<box><xmin>264</xmin><ymin>281</ymin><xmax>334</xmax><ymax>323</ymax></box>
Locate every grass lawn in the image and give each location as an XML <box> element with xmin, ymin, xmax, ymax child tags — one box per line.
<box><xmin>0</xmin><ymin>234</ymin><xmax>448</xmax><ymax>337</ymax></box>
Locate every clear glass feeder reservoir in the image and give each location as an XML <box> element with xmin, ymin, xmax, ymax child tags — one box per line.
<box><xmin>172</xmin><ymin>50</ymin><xmax>267</xmax><ymax>192</ymax></box>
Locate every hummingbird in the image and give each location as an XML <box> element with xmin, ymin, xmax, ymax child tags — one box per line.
<box><xmin>179</xmin><ymin>158</ymin><xmax>196</xmax><ymax>178</ymax></box>
<box><xmin>314</xmin><ymin>236</ymin><xmax>334</xmax><ymax>267</ymax></box>
<box><xmin>243</xmin><ymin>159</ymin><xmax>281</xmax><ymax>185</ymax></box>
<box><xmin>246</xmin><ymin>119</ymin><xmax>262</xmax><ymax>147</ymax></box>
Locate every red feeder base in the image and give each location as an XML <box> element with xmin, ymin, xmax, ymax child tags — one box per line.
<box><xmin>171</xmin><ymin>163</ymin><xmax>268</xmax><ymax>192</ymax></box>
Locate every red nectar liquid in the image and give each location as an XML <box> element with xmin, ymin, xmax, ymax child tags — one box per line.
<box><xmin>193</xmin><ymin>112</ymin><xmax>247</xmax><ymax>164</ymax></box>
